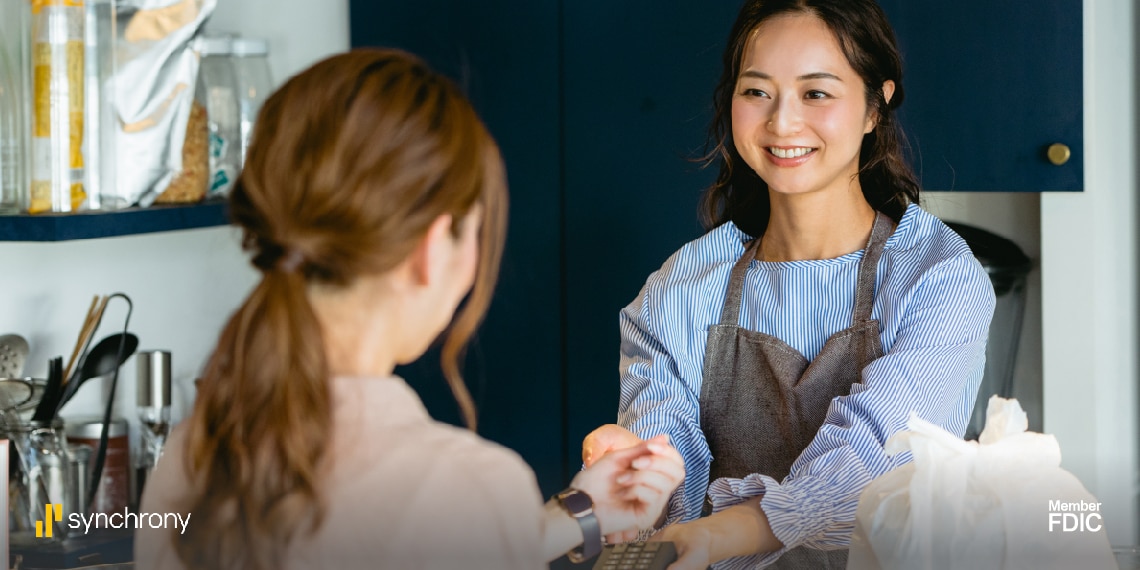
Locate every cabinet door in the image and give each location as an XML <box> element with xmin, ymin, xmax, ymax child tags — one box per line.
<box><xmin>878</xmin><ymin>0</ymin><xmax>1083</xmax><ymax>191</ymax></box>
<box><xmin>350</xmin><ymin>0</ymin><xmax>566</xmax><ymax>496</ymax></box>
<box><xmin>561</xmin><ymin>1</ymin><xmax>738</xmax><ymax>476</ymax></box>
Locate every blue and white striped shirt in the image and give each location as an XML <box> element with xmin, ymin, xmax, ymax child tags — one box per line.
<box><xmin>617</xmin><ymin>204</ymin><xmax>995</xmax><ymax>569</ymax></box>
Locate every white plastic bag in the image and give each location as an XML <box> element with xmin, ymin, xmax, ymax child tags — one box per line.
<box><xmin>848</xmin><ymin>396</ymin><xmax>1117</xmax><ymax>570</ymax></box>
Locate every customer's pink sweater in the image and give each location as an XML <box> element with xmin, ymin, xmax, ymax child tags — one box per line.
<box><xmin>135</xmin><ymin>376</ymin><xmax>546</xmax><ymax>570</ymax></box>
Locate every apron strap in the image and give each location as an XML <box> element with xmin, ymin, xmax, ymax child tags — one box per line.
<box><xmin>718</xmin><ymin>238</ymin><xmax>761</xmax><ymax>326</ymax></box>
<box><xmin>852</xmin><ymin>211</ymin><xmax>893</xmax><ymax>324</ymax></box>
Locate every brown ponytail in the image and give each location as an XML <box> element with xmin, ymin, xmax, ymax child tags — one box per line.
<box><xmin>177</xmin><ymin>48</ymin><xmax>508</xmax><ymax>569</ymax></box>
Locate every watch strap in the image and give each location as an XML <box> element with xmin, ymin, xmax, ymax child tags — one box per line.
<box><xmin>556</xmin><ymin>488</ymin><xmax>602</xmax><ymax>562</ymax></box>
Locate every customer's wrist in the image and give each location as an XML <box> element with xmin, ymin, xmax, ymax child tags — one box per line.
<box><xmin>554</xmin><ymin>487</ymin><xmax>601</xmax><ymax>562</ymax></box>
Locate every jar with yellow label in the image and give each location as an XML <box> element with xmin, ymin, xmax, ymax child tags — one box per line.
<box><xmin>29</xmin><ymin>0</ymin><xmax>86</xmax><ymax>214</ymax></box>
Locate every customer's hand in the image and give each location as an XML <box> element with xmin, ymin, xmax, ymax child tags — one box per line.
<box><xmin>570</xmin><ymin>434</ymin><xmax>684</xmax><ymax>540</ymax></box>
<box><xmin>582</xmin><ymin>423</ymin><xmax>643</xmax><ymax>467</ymax></box>
<box><xmin>652</xmin><ymin>520</ymin><xmax>714</xmax><ymax>570</ymax></box>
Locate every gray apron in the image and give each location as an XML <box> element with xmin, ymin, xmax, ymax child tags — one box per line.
<box><xmin>698</xmin><ymin>212</ymin><xmax>892</xmax><ymax>569</ymax></box>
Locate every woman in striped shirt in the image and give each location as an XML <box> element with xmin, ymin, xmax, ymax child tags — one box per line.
<box><xmin>583</xmin><ymin>1</ymin><xmax>995</xmax><ymax>568</ymax></box>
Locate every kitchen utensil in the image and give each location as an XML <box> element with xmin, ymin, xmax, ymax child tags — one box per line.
<box><xmin>31</xmin><ymin>357</ymin><xmax>63</xmax><ymax>422</ymax></box>
<box><xmin>64</xmin><ymin>295</ymin><xmax>108</xmax><ymax>385</ymax></box>
<box><xmin>0</xmin><ymin>333</ymin><xmax>30</xmax><ymax>378</ymax></box>
<box><xmin>0</xmin><ymin>378</ymin><xmax>35</xmax><ymax>414</ymax></box>
<box><xmin>80</xmin><ymin>292</ymin><xmax>133</xmax><ymax>520</ymax></box>
<box><xmin>56</xmin><ymin>332</ymin><xmax>138</xmax><ymax>413</ymax></box>
<box><xmin>10</xmin><ymin>378</ymin><xmax>47</xmax><ymax>420</ymax></box>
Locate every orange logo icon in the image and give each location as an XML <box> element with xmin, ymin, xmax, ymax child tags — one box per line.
<box><xmin>36</xmin><ymin>503</ymin><xmax>62</xmax><ymax>538</ymax></box>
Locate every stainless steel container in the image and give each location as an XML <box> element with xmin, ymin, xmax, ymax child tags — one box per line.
<box><xmin>65</xmin><ymin>417</ymin><xmax>129</xmax><ymax>515</ymax></box>
<box><xmin>136</xmin><ymin>351</ymin><xmax>170</xmax><ymax>455</ymax></box>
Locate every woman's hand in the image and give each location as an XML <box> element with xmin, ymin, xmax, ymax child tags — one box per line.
<box><xmin>570</xmin><ymin>435</ymin><xmax>684</xmax><ymax>539</ymax></box>
<box><xmin>582</xmin><ymin>423</ymin><xmax>642</xmax><ymax>467</ymax></box>
<box><xmin>652</xmin><ymin>521</ymin><xmax>714</xmax><ymax>570</ymax></box>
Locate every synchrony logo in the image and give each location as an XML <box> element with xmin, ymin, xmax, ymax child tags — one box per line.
<box><xmin>35</xmin><ymin>503</ymin><xmax>62</xmax><ymax>538</ymax></box>
<box><xmin>36</xmin><ymin>503</ymin><xmax>191</xmax><ymax>538</ymax></box>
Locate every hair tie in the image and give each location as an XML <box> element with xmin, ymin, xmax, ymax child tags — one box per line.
<box><xmin>277</xmin><ymin>249</ymin><xmax>305</xmax><ymax>273</ymax></box>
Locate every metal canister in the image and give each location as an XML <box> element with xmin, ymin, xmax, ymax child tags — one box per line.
<box><xmin>135</xmin><ymin>350</ymin><xmax>171</xmax><ymax>508</ymax></box>
<box><xmin>65</xmin><ymin>417</ymin><xmax>129</xmax><ymax>514</ymax></box>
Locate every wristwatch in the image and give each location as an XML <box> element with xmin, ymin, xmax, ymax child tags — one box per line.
<box><xmin>555</xmin><ymin>487</ymin><xmax>602</xmax><ymax>562</ymax></box>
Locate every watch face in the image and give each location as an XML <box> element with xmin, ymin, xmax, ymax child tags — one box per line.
<box><xmin>559</xmin><ymin>489</ymin><xmax>593</xmax><ymax>515</ymax></box>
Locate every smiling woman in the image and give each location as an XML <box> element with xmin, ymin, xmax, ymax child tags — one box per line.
<box><xmin>580</xmin><ymin>1</ymin><xmax>996</xmax><ymax>569</ymax></box>
<box><xmin>701</xmin><ymin>1</ymin><xmax>918</xmax><ymax>244</ymax></box>
<box><xmin>732</xmin><ymin>13</ymin><xmax>894</xmax><ymax>204</ymax></box>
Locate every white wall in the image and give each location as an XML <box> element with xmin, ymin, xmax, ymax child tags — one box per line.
<box><xmin>0</xmin><ymin>227</ymin><xmax>256</xmax><ymax>424</ymax></box>
<box><xmin>205</xmin><ymin>0</ymin><xmax>351</xmax><ymax>87</ymax></box>
<box><xmin>1039</xmin><ymin>0</ymin><xmax>1139</xmax><ymax>548</ymax></box>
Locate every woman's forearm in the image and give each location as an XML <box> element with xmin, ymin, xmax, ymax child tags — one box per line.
<box><xmin>698</xmin><ymin>498</ymin><xmax>784</xmax><ymax>561</ymax></box>
<box><xmin>541</xmin><ymin>499</ymin><xmax>584</xmax><ymax>563</ymax></box>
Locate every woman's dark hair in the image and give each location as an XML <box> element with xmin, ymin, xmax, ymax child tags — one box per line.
<box><xmin>176</xmin><ymin>48</ymin><xmax>508</xmax><ymax>570</ymax></box>
<box><xmin>699</xmin><ymin>0</ymin><xmax>920</xmax><ymax>236</ymax></box>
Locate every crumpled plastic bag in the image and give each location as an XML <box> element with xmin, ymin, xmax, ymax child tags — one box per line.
<box><xmin>112</xmin><ymin>0</ymin><xmax>217</xmax><ymax>208</ymax></box>
<box><xmin>848</xmin><ymin>396</ymin><xmax>1117</xmax><ymax>570</ymax></box>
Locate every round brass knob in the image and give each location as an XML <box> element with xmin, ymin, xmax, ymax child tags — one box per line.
<box><xmin>1047</xmin><ymin>143</ymin><xmax>1071</xmax><ymax>166</ymax></box>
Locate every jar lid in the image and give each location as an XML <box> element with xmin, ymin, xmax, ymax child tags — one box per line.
<box><xmin>0</xmin><ymin>417</ymin><xmax>64</xmax><ymax>434</ymax></box>
<box><xmin>232</xmin><ymin>38</ymin><xmax>269</xmax><ymax>57</ymax></box>
<box><xmin>196</xmin><ymin>34</ymin><xmax>234</xmax><ymax>56</ymax></box>
<box><xmin>65</xmin><ymin>417</ymin><xmax>129</xmax><ymax>439</ymax></box>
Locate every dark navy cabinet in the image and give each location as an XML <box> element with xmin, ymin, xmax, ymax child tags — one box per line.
<box><xmin>560</xmin><ymin>0</ymin><xmax>735</xmax><ymax>481</ymax></box>
<box><xmin>349</xmin><ymin>1</ymin><xmax>567</xmax><ymax>496</ymax></box>
<box><xmin>349</xmin><ymin>0</ymin><xmax>1084</xmax><ymax>500</ymax></box>
<box><xmin>879</xmin><ymin>0</ymin><xmax>1084</xmax><ymax>191</ymax></box>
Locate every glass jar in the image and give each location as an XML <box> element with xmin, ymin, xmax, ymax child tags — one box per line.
<box><xmin>230</xmin><ymin>37</ymin><xmax>272</xmax><ymax>168</ymax></box>
<box><xmin>29</xmin><ymin>0</ymin><xmax>87</xmax><ymax>214</ymax></box>
<box><xmin>194</xmin><ymin>33</ymin><xmax>240</xmax><ymax>198</ymax></box>
<box><xmin>82</xmin><ymin>0</ymin><xmax>117</xmax><ymax>210</ymax></box>
<box><xmin>0</xmin><ymin>18</ymin><xmax>26</xmax><ymax>214</ymax></box>
<box><xmin>4</xmin><ymin>418</ymin><xmax>72</xmax><ymax>540</ymax></box>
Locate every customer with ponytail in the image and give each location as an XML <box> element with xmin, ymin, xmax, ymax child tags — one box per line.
<box><xmin>137</xmin><ymin>48</ymin><xmax>684</xmax><ymax>570</ymax></box>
